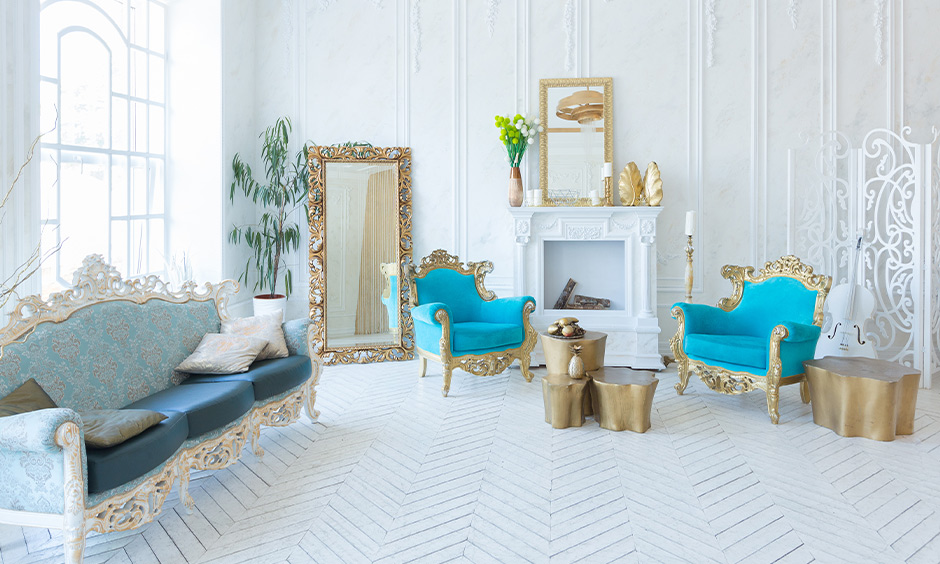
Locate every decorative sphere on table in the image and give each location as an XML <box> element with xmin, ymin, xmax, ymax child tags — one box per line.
<box><xmin>546</xmin><ymin>317</ymin><xmax>586</xmax><ymax>339</ymax></box>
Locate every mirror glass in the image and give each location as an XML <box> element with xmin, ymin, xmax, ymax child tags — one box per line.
<box><xmin>539</xmin><ymin>78</ymin><xmax>613</xmax><ymax>206</ymax></box>
<box><xmin>324</xmin><ymin>162</ymin><xmax>401</xmax><ymax>348</ymax></box>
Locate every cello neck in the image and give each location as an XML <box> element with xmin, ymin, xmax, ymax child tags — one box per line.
<box><xmin>844</xmin><ymin>235</ymin><xmax>863</xmax><ymax>320</ymax></box>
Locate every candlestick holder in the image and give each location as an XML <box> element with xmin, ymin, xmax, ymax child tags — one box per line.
<box><xmin>684</xmin><ymin>234</ymin><xmax>694</xmax><ymax>303</ymax></box>
<box><xmin>603</xmin><ymin>177</ymin><xmax>613</xmax><ymax>206</ymax></box>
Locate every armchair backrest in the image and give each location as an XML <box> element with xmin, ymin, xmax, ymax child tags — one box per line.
<box><xmin>717</xmin><ymin>256</ymin><xmax>831</xmax><ymax>338</ymax></box>
<box><xmin>407</xmin><ymin>249</ymin><xmax>496</xmax><ymax>323</ymax></box>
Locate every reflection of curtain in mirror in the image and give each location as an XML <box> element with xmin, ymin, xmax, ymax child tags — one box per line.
<box><xmin>354</xmin><ymin>169</ymin><xmax>396</xmax><ymax>335</ymax></box>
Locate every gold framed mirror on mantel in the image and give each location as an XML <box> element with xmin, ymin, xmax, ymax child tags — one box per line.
<box><xmin>539</xmin><ymin>77</ymin><xmax>614</xmax><ymax>207</ymax></box>
<box><xmin>307</xmin><ymin>145</ymin><xmax>414</xmax><ymax>365</ymax></box>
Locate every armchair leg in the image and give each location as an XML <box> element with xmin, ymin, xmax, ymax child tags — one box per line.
<box><xmin>766</xmin><ymin>385</ymin><xmax>781</xmax><ymax>425</ymax></box>
<box><xmin>418</xmin><ymin>356</ymin><xmax>427</xmax><ymax>378</ymax></box>
<box><xmin>519</xmin><ymin>355</ymin><xmax>534</xmax><ymax>383</ymax></box>
<box><xmin>800</xmin><ymin>379</ymin><xmax>811</xmax><ymax>404</ymax></box>
<box><xmin>442</xmin><ymin>366</ymin><xmax>452</xmax><ymax>397</ymax></box>
<box><xmin>675</xmin><ymin>359</ymin><xmax>691</xmax><ymax>395</ymax></box>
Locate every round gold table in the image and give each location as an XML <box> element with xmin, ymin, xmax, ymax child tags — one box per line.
<box><xmin>803</xmin><ymin>356</ymin><xmax>920</xmax><ymax>441</ymax></box>
<box><xmin>541</xmin><ymin>374</ymin><xmax>592</xmax><ymax>429</ymax></box>
<box><xmin>589</xmin><ymin>368</ymin><xmax>658</xmax><ymax>432</ymax></box>
<box><xmin>540</xmin><ymin>330</ymin><xmax>607</xmax><ymax>375</ymax></box>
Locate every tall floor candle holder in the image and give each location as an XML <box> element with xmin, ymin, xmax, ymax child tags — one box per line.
<box><xmin>684</xmin><ymin>235</ymin><xmax>694</xmax><ymax>303</ymax></box>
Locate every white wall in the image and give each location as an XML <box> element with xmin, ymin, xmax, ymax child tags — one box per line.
<box><xmin>248</xmin><ymin>0</ymin><xmax>940</xmax><ymax>347</ymax></box>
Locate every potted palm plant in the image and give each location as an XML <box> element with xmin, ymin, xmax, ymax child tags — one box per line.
<box><xmin>229</xmin><ymin>116</ymin><xmax>309</xmax><ymax>321</ymax></box>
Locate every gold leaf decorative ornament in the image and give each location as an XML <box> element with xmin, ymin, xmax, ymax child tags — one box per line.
<box><xmin>644</xmin><ymin>162</ymin><xmax>663</xmax><ymax>206</ymax></box>
<box><xmin>619</xmin><ymin>162</ymin><xmax>642</xmax><ymax>206</ymax></box>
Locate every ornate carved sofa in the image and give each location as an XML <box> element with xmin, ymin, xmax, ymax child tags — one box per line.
<box><xmin>406</xmin><ymin>249</ymin><xmax>537</xmax><ymax>396</ymax></box>
<box><xmin>0</xmin><ymin>256</ymin><xmax>321</xmax><ymax>564</ymax></box>
<box><xmin>670</xmin><ymin>255</ymin><xmax>831</xmax><ymax>424</ymax></box>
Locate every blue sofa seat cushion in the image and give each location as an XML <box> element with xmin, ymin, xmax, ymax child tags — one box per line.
<box><xmin>451</xmin><ymin>322</ymin><xmax>523</xmax><ymax>354</ymax></box>
<box><xmin>180</xmin><ymin>356</ymin><xmax>311</xmax><ymax>401</ymax></box>
<box><xmin>86</xmin><ymin>411</ymin><xmax>188</xmax><ymax>494</ymax></box>
<box><xmin>125</xmin><ymin>381</ymin><xmax>253</xmax><ymax>438</ymax></box>
<box><xmin>684</xmin><ymin>333</ymin><xmax>767</xmax><ymax>370</ymax></box>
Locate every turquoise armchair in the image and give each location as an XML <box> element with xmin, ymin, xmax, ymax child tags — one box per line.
<box><xmin>406</xmin><ymin>249</ymin><xmax>537</xmax><ymax>396</ymax></box>
<box><xmin>670</xmin><ymin>256</ymin><xmax>831</xmax><ymax>424</ymax></box>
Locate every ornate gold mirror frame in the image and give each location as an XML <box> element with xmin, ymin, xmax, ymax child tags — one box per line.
<box><xmin>307</xmin><ymin>145</ymin><xmax>414</xmax><ymax>364</ymax></box>
<box><xmin>539</xmin><ymin>77</ymin><xmax>614</xmax><ymax>206</ymax></box>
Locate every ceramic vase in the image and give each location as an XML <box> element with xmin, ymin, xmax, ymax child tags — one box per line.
<box><xmin>568</xmin><ymin>345</ymin><xmax>585</xmax><ymax>379</ymax></box>
<box><xmin>508</xmin><ymin>166</ymin><xmax>524</xmax><ymax>207</ymax></box>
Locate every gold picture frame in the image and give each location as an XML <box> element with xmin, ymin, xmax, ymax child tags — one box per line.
<box><xmin>307</xmin><ymin>145</ymin><xmax>415</xmax><ymax>364</ymax></box>
<box><xmin>539</xmin><ymin>77</ymin><xmax>614</xmax><ymax>207</ymax></box>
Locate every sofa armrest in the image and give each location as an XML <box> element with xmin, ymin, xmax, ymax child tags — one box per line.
<box><xmin>672</xmin><ymin>302</ymin><xmax>740</xmax><ymax>335</ymax></box>
<box><xmin>0</xmin><ymin>409</ymin><xmax>86</xmax><ymax>514</ymax></box>
<box><xmin>478</xmin><ymin>296</ymin><xmax>535</xmax><ymax>325</ymax></box>
<box><xmin>0</xmin><ymin>408</ymin><xmax>83</xmax><ymax>453</ymax></box>
<box><xmin>412</xmin><ymin>303</ymin><xmax>452</xmax><ymax>327</ymax></box>
<box><xmin>283</xmin><ymin>318</ymin><xmax>311</xmax><ymax>356</ymax></box>
<box><xmin>778</xmin><ymin>321</ymin><xmax>820</xmax><ymax>343</ymax></box>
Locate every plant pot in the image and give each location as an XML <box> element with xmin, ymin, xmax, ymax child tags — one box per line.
<box><xmin>508</xmin><ymin>166</ymin><xmax>524</xmax><ymax>207</ymax></box>
<box><xmin>253</xmin><ymin>294</ymin><xmax>287</xmax><ymax>322</ymax></box>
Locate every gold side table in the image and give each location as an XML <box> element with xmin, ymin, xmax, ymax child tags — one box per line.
<box><xmin>589</xmin><ymin>368</ymin><xmax>658</xmax><ymax>432</ymax></box>
<box><xmin>541</xmin><ymin>374</ymin><xmax>591</xmax><ymax>429</ymax></box>
<box><xmin>803</xmin><ymin>357</ymin><xmax>920</xmax><ymax>441</ymax></box>
<box><xmin>540</xmin><ymin>330</ymin><xmax>607</xmax><ymax>375</ymax></box>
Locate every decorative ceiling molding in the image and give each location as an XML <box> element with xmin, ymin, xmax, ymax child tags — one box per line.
<box><xmin>411</xmin><ymin>0</ymin><xmax>421</xmax><ymax>73</ymax></box>
<box><xmin>486</xmin><ymin>0</ymin><xmax>501</xmax><ymax>37</ymax></box>
<box><xmin>564</xmin><ymin>0</ymin><xmax>576</xmax><ymax>72</ymax></box>
<box><xmin>873</xmin><ymin>0</ymin><xmax>886</xmax><ymax>66</ymax></box>
<box><xmin>705</xmin><ymin>0</ymin><xmax>717</xmax><ymax>68</ymax></box>
<box><xmin>787</xmin><ymin>0</ymin><xmax>799</xmax><ymax>30</ymax></box>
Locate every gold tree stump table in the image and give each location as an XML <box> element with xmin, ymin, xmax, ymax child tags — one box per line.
<box><xmin>803</xmin><ymin>356</ymin><xmax>920</xmax><ymax>441</ymax></box>
<box><xmin>540</xmin><ymin>330</ymin><xmax>607</xmax><ymax>375</ymax></box>
<box><xmin>541</xmin><ymin>374</ymin><xmax>592</xmax><ymax>429</ymax></box>
<box><xmin>589</xmin><ymin>368</ymin><xmax>658</xmax><ymax>432</ymax></box>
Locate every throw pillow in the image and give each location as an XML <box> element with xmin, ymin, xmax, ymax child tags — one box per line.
<box><xmin>176</xmin><ymin>333</ymin><xmax>268</xmax><ymax>374</ymax></box>
<box><xmin>80</xmin><ymin>409</ymin><xmax>168</xmax><ymax>449</ymax></box>
<box><xmin>221</xmin><ymin>313</ymin><xmax>289</xmax><ymax>360</ymax></box>
<box><xmin>0</xmin><ymin>378</ymin><xmax>57</xmax><ymax>418</ymax></box>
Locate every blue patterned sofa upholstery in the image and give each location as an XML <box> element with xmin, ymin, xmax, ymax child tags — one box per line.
<box><xmin>0</xmin><ymin>255</ymin><xmax>321</xmax><ymax>564</ymax></box>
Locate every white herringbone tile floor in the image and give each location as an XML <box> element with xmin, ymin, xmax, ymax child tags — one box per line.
<box><xmin>3</xmin><ymin>361</ymin><xmax>940</xmax><ymax>564</ymax></box>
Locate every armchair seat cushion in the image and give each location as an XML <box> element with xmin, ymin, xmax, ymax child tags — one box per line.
<box><xmin>86</xmin><ymin>411</ymin><xmax>188</xmax><ymax>494</ymax></box>
<box><xmin>452</xmin><ymin>322</ymin><xmax>523</xmax><ymax>354</ymax></box>
<box><xmin>125</xmin><ymin>381</ymin><xmax>254</xmax><ymax>438</ymax></box>
<box><xmin>180</xmin><ymin>355</ymin><xmax>312</xmax><ymax>401</ymax></box>
<box><xmin>684</xmin><ymin>334</ymin><xmax>767</xmax><ymax>370</ymax></box>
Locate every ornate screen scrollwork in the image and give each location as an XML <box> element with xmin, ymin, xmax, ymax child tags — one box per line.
<box><xmin>307</xmin><ymin>146</ymin><xmax>415</xmax><ymax>365</ymax></box>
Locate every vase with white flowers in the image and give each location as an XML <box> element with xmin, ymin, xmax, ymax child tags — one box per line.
<box><xmin>495</xmin><ymin>113</ymin><xmax>542</xmax><ymax>207</ymax></box>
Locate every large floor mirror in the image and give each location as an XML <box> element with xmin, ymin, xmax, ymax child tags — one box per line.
<box><xmin>308</xmin><ymin>146</ymin><xmax>414</xmax><ymax>364</ymax></box>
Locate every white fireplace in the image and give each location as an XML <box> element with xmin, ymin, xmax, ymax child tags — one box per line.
<box><xmin>508</xmin><ymin>206</ymin><xmax>663</xmax><ymax>369</ymax></box>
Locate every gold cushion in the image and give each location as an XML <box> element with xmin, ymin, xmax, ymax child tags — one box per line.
<box><xmin>0</xmin><ymin>378</ymin><xmax>57</xmax><ymax>417</ymax></box>
<box><xmin>221</xmin><ymin>313</ymin><xmax>289</xmax><ymax>361</ymax></box>
<box><xmin>80</xmin><ymin>409</ymin><xmax>168</xmax><ymax>448</ymax></box>
<box><xmin>176</xmin><ymin>333</ymin><xmax>267</xmax><ymax>374</ymax></box>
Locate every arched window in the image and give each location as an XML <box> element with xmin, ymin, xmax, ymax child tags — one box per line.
<box><xmin>39</xmin><ymin>0</ymin><xmax>166</xmax><ymax>295</ymax></box>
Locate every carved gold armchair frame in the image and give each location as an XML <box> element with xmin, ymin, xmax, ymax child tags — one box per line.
<box><xmin>670</xmin><ymin>255</ymin><xmax>831</xmax><ymax>424</ymax></box>
<box><xmin>405</xmin><ymin>250</ymin><xmax>538</xmax><ymax>396</ymax></box>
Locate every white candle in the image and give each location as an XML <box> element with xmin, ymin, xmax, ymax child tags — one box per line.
<box><xmin>685</xmin><ymin>210</ymin><xmax>696</xmax><ymax>236</ymax></box>
<box><xmin>590</xmin><ymin>190</ymin><xmax>600</xmax><ymax>206</ymax></box>
<box><xmin>534</xmin><ymin>189</ymin><xmax>543</xmax><ymax>206</ymax></box>
<box><xmin>602</xmin><ymin>162</ymin><xmax>613</xmax><ymax>178</ymax></box>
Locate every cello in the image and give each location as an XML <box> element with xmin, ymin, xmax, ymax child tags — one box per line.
<box><xmin>814</xmin><ymin>233</ymin><xmax>877</xmax><ymax>359</ymax></box>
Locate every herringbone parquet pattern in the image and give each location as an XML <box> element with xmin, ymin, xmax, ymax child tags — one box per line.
<box><xmin>3</xmin><ymin>361</ymin><xmax>940</xmax><ymax>563</ymax></box>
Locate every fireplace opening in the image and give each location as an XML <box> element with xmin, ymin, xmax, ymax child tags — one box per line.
<box><xmin>543</xmin><ymin>240</ymin><xmax>626</xmax><ymax>311</ymax></box>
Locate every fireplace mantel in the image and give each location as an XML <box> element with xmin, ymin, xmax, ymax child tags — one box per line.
<box><xmin>508</xmin><ymin>206</ymin><xmax>663</xmax><ymax>369</ymax></box>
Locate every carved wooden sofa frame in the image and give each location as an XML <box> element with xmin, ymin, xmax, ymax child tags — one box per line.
<box><xmin>0</xmin><ymin>256</ymin><xmax>321</xmax><ymax>563</ymax></box>
<box><xmin>670</xmin><ymin>255</ymin><xmax>831</xmax><ymax>424</ymax></box>
<box><xmin>406</xmin><ymin>249</ymin><xmax>537</xmax><ymax>396</ymax></box>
